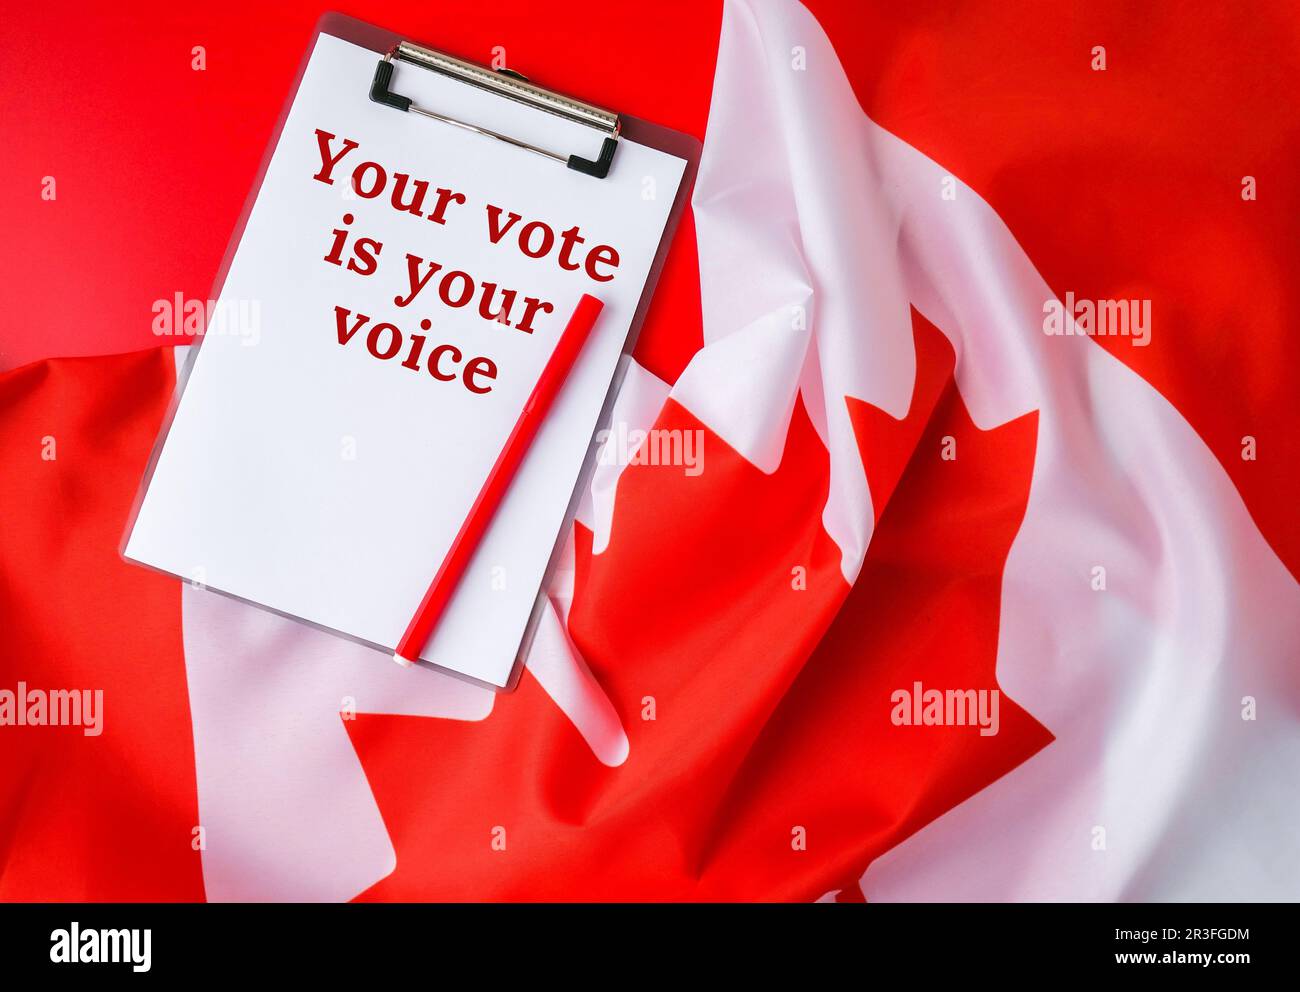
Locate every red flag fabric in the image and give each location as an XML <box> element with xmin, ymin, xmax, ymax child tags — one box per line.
<box><xmin>1</xmin><ymin>0</ymin><xmax>1296</xmax><ymax>902</ymax></box>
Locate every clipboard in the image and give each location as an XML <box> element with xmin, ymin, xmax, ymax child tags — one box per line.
<box><xmin>121</xmin><ymin>12</ymin><xmax>701</xmax><ymax>690</ymax></box>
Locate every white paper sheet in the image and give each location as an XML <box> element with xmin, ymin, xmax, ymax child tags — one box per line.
<box><xmin>124</xmin><ymin>33</ymin><xmax>686</xmax><ymax>687</ymax></box>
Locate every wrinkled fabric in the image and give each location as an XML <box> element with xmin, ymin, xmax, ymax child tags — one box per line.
<box><xmin>2</xmin><ymin>0</ymin><xmax>1297</xmax><ymax>902</ymax></box>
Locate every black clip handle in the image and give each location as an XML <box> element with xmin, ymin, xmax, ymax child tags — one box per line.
<box><xmin>567</xmin><ymin>137</ymin><xmax>617</xmax><ymax>179</ymax></box>
<box><xmin>370</xmin><ymin>60</ymin><xmax>412</xmax><ymax>112</ymax></box>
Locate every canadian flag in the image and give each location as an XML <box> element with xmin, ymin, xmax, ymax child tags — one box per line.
<box><xmin>1</xmin><ymin>0</ymin><xmax>1296</xmax><ymax>902</ymax></box>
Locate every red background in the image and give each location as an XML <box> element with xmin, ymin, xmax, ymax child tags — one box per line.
<box><xmin>2</xmin><ymin>0</ymin><xmax>1297</xmax><ymax>902</ymax></box>
<box><xmin>2</xmin><ymin>0</ymin><xmax>1294</xmax><ymax>575</ymax></box>
<box><xmin>0</xmin><ymin>0</ymin><xmax>721</xmax><ymax>380</ymax></box>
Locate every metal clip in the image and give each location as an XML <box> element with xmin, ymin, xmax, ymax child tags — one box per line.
<box><xmin>370</xmin><ymin>41</ymin><xmax>620</xmax><ymax>179</ymax></box>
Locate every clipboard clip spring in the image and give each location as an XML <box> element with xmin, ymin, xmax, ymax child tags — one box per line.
<box><xmin>370</xmin><ymin>41</ymin><xmax>620</xmax><ymax>179</ymax></box>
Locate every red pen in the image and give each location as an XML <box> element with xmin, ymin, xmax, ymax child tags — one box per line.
<box><xmin>393</xmin><ymin>293</ymin><xmax>605</xmax><ymax>667</ymax></box>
